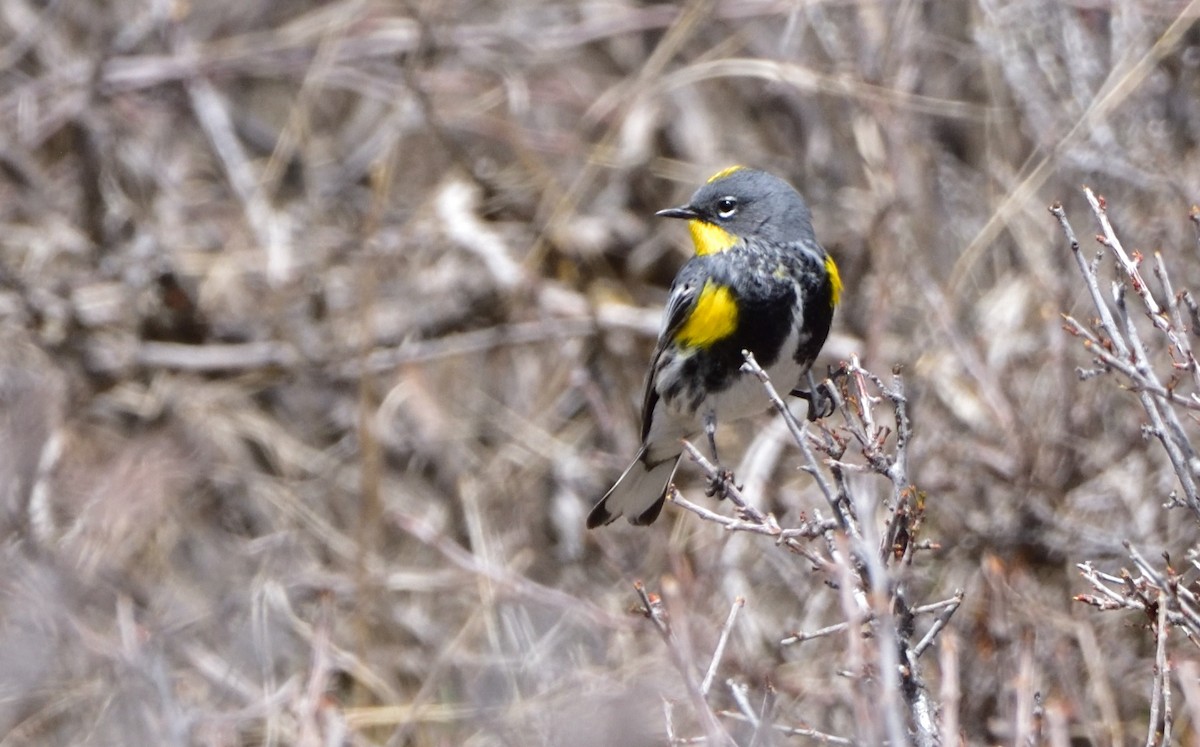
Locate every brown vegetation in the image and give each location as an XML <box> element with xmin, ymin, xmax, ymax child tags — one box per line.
<box><xmin>2</xmin><ymin>1</ymin><xmax>1200</xmax><ymax>745</ymax></box>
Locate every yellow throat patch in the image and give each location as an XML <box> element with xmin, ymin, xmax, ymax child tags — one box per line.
<box><xmin>672</xmin><ymin>166</ymin><xmax>746</xmax><ymax>256</ymax></box>
<box><xmin>675</xmin><ymin>280</ymin><xmax>738</xmax><ymax>349</ymax></box>
<box><xmin>687</xmin><ymin>220</ymin><xmax>739</xmax><ymax>256</ymax></box>
<box><xmin>825</xmin><ymin>255</ymin><xmax>843</xmax><ymax>307</ymax></box>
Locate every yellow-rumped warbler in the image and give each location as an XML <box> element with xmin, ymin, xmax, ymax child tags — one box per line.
<box><xmin>588</xmin><ymin>166</ymin><xmax>842</xmax><ymax>528</ymax></box>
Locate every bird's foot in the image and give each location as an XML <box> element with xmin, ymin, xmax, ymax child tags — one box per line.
<box><xmin>705</xmin><ymin>468</ymin><xmax>739</xmax><ymax>499</ymax></box>
<box><xmin>790</xmin><ymin>381</ymin><xmax>835</xmax><ymax>421</ymax></box>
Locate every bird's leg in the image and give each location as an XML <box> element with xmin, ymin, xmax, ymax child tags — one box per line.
<box><xmin>703</xmin><ymin>409</ymin><xmax>720</xmax><ymax>463</ymax></box>
<box><xmin>702</xmin><ymin>409</ymin><xmax>737</xmax><ymax>498</ymax></box>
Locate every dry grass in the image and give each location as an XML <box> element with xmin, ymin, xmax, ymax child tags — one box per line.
<box><xmin>3</xmin><ymin>1</ymin><xmax>1200</xmax><ymax>744</ymax></box>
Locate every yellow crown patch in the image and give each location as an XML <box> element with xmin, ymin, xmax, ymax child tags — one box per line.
<box><xmin>706</xmin><ymin>165</ymin><xmax>746</xmax><ymax>183</ymax></box>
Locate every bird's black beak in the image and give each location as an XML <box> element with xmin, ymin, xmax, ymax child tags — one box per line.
<box><xmin>656</xmin><ymin>205</ymin><xmax>699</xmax><ymax>220</ymax></box>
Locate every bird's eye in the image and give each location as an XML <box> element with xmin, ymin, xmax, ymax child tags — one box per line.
<box><xmin>715</xmin><ymin>197</ymin><xmax>738</xmax><ymax>219</ymax></box>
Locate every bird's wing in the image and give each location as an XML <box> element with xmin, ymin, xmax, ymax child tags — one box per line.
<box><xmin>638</xmin><ymin>274</ymin><xmax>700</xmax><ymax>442</ymax></box>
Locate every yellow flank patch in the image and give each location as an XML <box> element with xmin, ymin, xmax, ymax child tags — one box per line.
<box><xmin>675</xmin><ymin>281</ymin><xmax>738</xmax><ymax>348</ymax></box>
<box><xmin>825</xmin><ymin>255</ymin><xmax>843</xmax><ymax>307</ymax></box>
<box><xmin>688</xmin><ymin>219</ymin><xmax>739</xmax><ymax>256</ymax></box>
<box><xmin>706</xmin><ymin>165</ymin><xmax>745</xmax><ymax>183</ymax></box>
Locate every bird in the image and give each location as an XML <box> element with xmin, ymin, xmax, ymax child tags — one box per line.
<box><xmin>588</xmin><ymin>166</ymin><xmax>841</xmax><ymax>528</ymax></box>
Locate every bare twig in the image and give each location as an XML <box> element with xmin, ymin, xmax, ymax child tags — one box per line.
<box><xmin>911</xmin><ymin>589</ymin><xmax>965</xmax><ymax>659</ymax></box>
<box><xmin>739</xmin><ymin>351</ymin><xmax>845</xmax><ymax>530</ymax></box>
<box><xmin>781</xmin><ymin>592</ymin><xmax>964</xmax><ymax>647</ymax></box>
<box><xmin>1053</xmin><ymin>196</ymin><xmax>1200</xmax><ymax>515</ymax></box>
<box><xmin>701</xmin><ymin>597</ymin><xmax>744</xmax><ymax>696</ymax></box>
<box><xmin>634</xmin><ymin>581</ymin><xmax>731</xmax><ymax>746</ymax></box>
<box><xmin>668</xmin><ymin>470</ymin><xmax>833</xmax><ymax>558</ymax></box>
<box><xmin>780</xmin><ymin>619</ymin><xmax>852</xmax><ymax>647</ymax></box>
<box><xmin>718</xmin><ymin>711</ymin><xmax>854</xmax><ymax>744</ymax></box>
<box><xmin>184</xmin><ymin>73</ymin><xmax>294</xmax><ymax>285</ymax></box>
<box><xmin>937</xmin><ymin>629</ymin><xmax>961</xmax><ymax>747</ymax></box>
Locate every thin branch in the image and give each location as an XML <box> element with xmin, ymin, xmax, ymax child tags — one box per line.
<box><xmin>1052</xmin><ymin>197</ymin><xmax>1200</xmax><ymax>515</ymax></box>
<box><xmin>911</xmin><ymin>589</ymin><xmax>965</xmax><ymax>659</ymax></box>
<box><xmin>938</xmin><ymin>629</ymin><xmax>961</xmax><ymax>747</ymax></box>
<box><xmin>717</xmin><ymin>712</ymin><xmax>854</xmax><ymax>744</ymax></box>
<box><xmin>739</xmin><ymin>351</ymin><xmax>845</xmax><ymax>530</ymax></box>
<box><xmin>780</xmin><ymin>619</ymin><xmax>852</xmax><ymax>647</ymax></box>
<box><xmin>634</xmin><ymin>581</ymin><xmax>731</xmax><ymax>746</ymax></box>
<box><xmin>1146</xmin><ymin>592</ymin><xmax>1165</xmax><ymax>747</ymax></box>
<box><xmin>701</xmin><ymin>598</ymin><xmax>745</xmax><ymax>696</ymax></box>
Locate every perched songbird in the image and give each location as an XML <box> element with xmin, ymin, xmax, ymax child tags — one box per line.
<box><xmin>588</xmin><ymin>166</ymin><xmax>841</xmax><ymax>527</ymax></box>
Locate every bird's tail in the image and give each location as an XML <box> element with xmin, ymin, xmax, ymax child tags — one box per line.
<box><xmin>587</xmin><ymin>449</ymin><xmax>681</xmax><ymax>528</ymax></box>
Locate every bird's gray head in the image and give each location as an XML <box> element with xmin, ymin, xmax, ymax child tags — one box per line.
<box><xmin>657</xmin><ymin>167</ymin><xmax>816</xmax><ymax>254</ymax></box>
